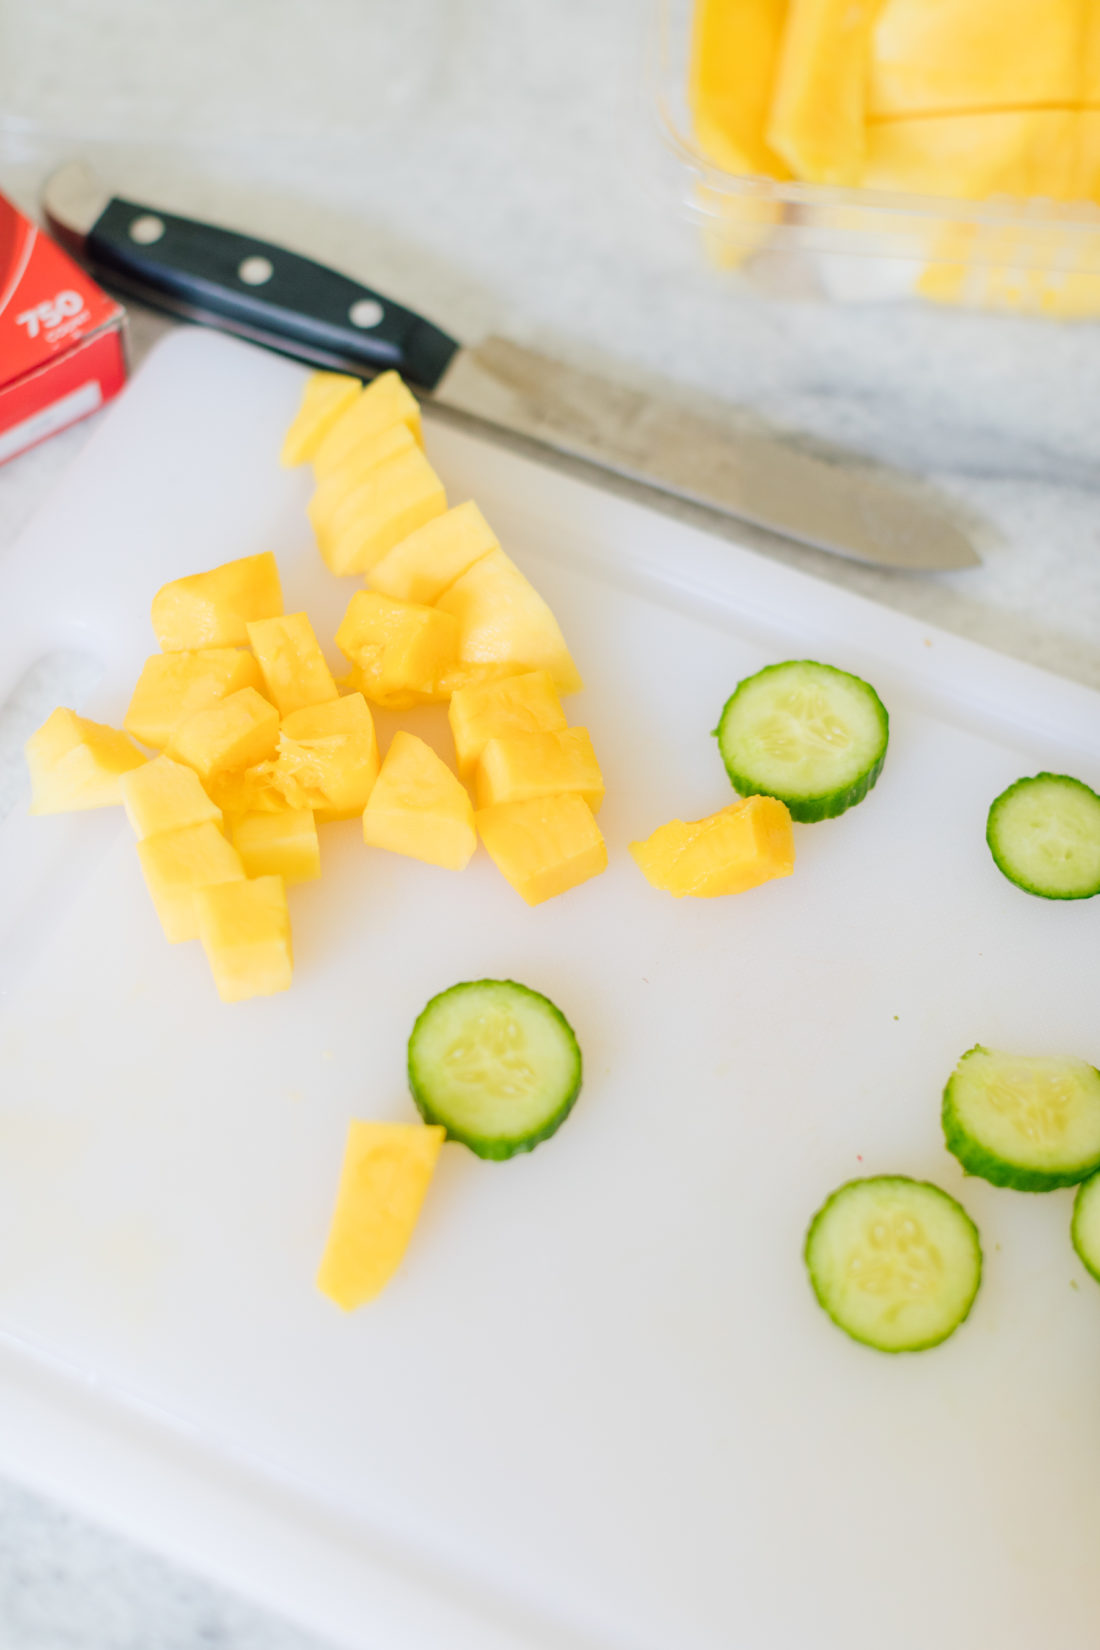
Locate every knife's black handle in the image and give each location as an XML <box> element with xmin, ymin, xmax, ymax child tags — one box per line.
<box><xmin>87</xmin><ymin>197</ymin><xmax>460</xmax><ymax>391</ymax></box>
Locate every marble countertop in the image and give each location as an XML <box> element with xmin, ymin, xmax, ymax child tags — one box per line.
<box><xmin>1</xmin><ymin>0</ymin><xmax>1099</xmax><ymax>1643</ymax></box>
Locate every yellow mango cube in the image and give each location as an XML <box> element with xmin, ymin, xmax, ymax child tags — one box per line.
<box><xmin>767</xmin><ymin>0</ymin><xmax>882</xmax><ymax>186</ymax></box>
<box><xmin>363</xmin><ymin>731</ymin><xmax>476</xmax><ymax>870</ymax></box>
<box><xmin>151</xmin><ymin>552</ymin><xmax>283</xmax><ymax>652</ymax></box>
<box><xmin>476</xmin><ymin>794</ymin><xmax>606</xmax><ymax>906</ymax></box>
<box><xmin>26</xmin><ymin>707</ymin><xmax>146</xmax><ymax>814</ymax></box>
<box><xmin>245</xmin><ymin>613</ymin><xmax>338</xmax><ymax>717</ymax></box>
<box><xmin>231</xmin><ymin>808</ymin><xmax>320</xmax><ymax>883</ymax></box>
<box><xmin>336</xmin><ymin>591</ymin><xmax>459</xmax><ymax>708</ymax></box>
<box><xmin>196</xmin><ymin>875</ymin><xmax>293</xmax><ymax>1003</ymax></box>
<box><xmin>320</xmin><ymin>447</ymin><xmax>447</xmax><ymax>577</ymax></box>
<box><xmin>308</xmin><ymin>424</ymin><xmax>418</xmax><ymax>544</ymax></box>
<box><xmin>121</xmin><ymin>754</ymin><xmax>221</xmax><ymax>838</ymax></box>
<box><xmin>368</xmin><ymin>501</ymin><xmax>499</xmax><ymax>606</ymax></box>
<box><xmin>316</xmin><ymin>1121</ymin><xmax>445</xmax><ymax>1309</ymax></box>
<box><xmin>280</xmin><ymin>371</ymin><xmax>360</xmax><ymax>467</ymax></box>
<box><xmin>125</xmin><ymin>649</ymin><xmax>262</xmax><ymax>750</ymax></box>
<box><xmin>205</xmin><ymin>763</ymin><xmax>292</xmax><ymax>820</ymax></box>
<box><xmin>168</xmin><ymin>687</ymin><xmax>280</xmax><ymax>782</ymax></box>
<box><xmin>271</xmin><ymin>692</ymin><xmax>380</xmax><ymax>821</ymax></box>
<box><xmin>137</xmin><ymin>821</ymin><xmax>245</xmax><ymax>943</ymax></box>
<box><xmin>630</xmin><ymin>795</ymin><xmax>795</xmax><ymax>899</ymax></box>
<box><xmin>448</xmin><ymin>670</ymin><xmax>567</xmax><ymax>776</ymax></box>
<box><xmin>436</xmin><ymin>548</ymin><xmax>582</xmax><ymax>696</ymax></box>
<box><xmin>477</xmin><ymin>727</ymin><xmax>604</xmax><ymax>814</ymax></box>
<box><xmin>313</xmin><ymin>370</ymin><xmax>423</xmax><ymax>479</ymax></box>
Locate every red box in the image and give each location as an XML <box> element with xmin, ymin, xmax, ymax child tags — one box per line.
<box><xmin>0</xmin><ymin>191</ymin><xmax>127</xmax><ymax>465</ymax></box>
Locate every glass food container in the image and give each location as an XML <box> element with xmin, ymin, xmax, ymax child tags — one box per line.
<box><xmin>652</xmin><ymin>0</ymin><xmax>1100</xmax><ymax>315</ymax></box>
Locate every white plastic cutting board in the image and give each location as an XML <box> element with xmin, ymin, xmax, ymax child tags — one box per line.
<box><xmin>2</xmin><ymin>330</ymin><xmax>1100</xmax><ymax>1650</ymax></box>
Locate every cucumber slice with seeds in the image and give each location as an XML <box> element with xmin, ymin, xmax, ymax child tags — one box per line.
<box><xmin>1071</xmin><ymin>1172</ymin><xmax>1100</xmax><ymax>1284</ymax></box>
<box><xmin>943</xmin><ymin>1046</ymin><xmax>1100</xmax><ymax>1192</ymax></box>
<box><xmin>986</xmin><ymin>773</ymin><xmax>1100</xmax><ymax>899</ymax></box>
<box><xmin>805</xmin><ymin>1175</ymin><xmax>981</xmax><ymax>1353</ymax></box>
<box><xmin>714</xmin><ymin>660</ymin><xmax>888</xmax><ymax>822</ymax></box>
<box><xmin>408</xmin><ymin>979</ymin><xmax>582</xmax><ymax>1160</ymax></box>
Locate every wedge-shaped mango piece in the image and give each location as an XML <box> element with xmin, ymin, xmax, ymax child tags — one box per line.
<box><xmin>245</xmin><ymin>613</ymin><xmax>338</xmax><ymax>717</ymax></box>
<box><xmin>26</xmin><ymin>708</ymin><xmax>146</xmax><ymax>814</ymax></box>
<box><xmin>863</xmin><ymin>109</ymin><xmax>1077</xmax><ymax>201</ymax></box>
<box><xmin>196</xmin><ymin>875</ymin><xmax>292</xmax><ymax>1003</ymax></box>
<box><xmin>121</xmin><ymin>754</ymin><xmax>221</xmax><ymax>839</ymax></box>
<box><xmin>313</xmin><ymin>371</ymin><xmax>423</xmax><ymax>479</ymax></box>
<box><xmin>270</xmin><ymin>693</ymin><xmax>380</xmax><ymax>821</ymax></box>
<box><xmin>308</xmin><ymin>424</ymin><xmax>418</xmax><ymax>543</ymax></box>
<box><xmin>476</xmin><ymin>728</ymin><xmax>604</xmax><ymax>814</ymax></box>
<box><xmin>232</xmin><ymin>808</ymin><xmax>320</xmax><ymax>883</ymax></box>
<box><xmin>436</xmin><ymin>549</ymin><xmax>582</xmax><ymax>696</ymax></box>
<box><xmin>368</xmin><ymin>501</ymin><xmax>499</xmax><ymax>606</ymax></box>
<box><xmin>168</xmin><ymin>687</ymin><xmax>280</xmax><ymax>782</ymax></box>
<box><xmin>151</xmin><ymin>552</ymin><xmax>283</xmax><ymax>652</ymax></box>
<box><xmin>630</xmin><ymin>795</ymin><xmax>794</xmax><ymax>898</ymax></box>
<box><xmin>869</xmin><ymin>0</ymin><xmax>1084</xmax><ymax>121</ymax></box>
<box><xmin>137</xmin><ymin>821</ymin><xmax>245</xmax><ymax>943</ymax></box>
<box><xmin>281</xmin><ymin>371</ymin><xmax>360</xmax><ymax>467</ymax></box>
<box><xmin>448</xmin><ymin>670</ymin><xmax>568</xmax><ymax>776</ymax></box>
<box><xmin>476</xmin><ymin>794</ymin><xmax>606</xmax><ymax>906</ymax></box>
<box><xmin>125</xmin><ymin>649</ymin><xmax>262</xmax><ymax>750</ymax></box>
<box><xmin>690</xmin><ymin>0</ymin><xmax>790</xmax><ymax>177</ymax></box>
<box><xmin>337</xmin><ymin>591</ymin><xmax>459</xmax><ymax>709</ymax></box>
<box><xmin>316</xmin><ymin>1121</ymin><xmax>445</xmax><ymax>1309</ymax></box>
<box><xmin>768</xmin><ymin>0</ymin><xmax>884</xmax><ymax>186</ymax></box>
<box><xmin>320</xmin><ymin>448</ymin><xmax>447</xmax><ymax>577</ymax></box>
<box><xmin>363</xmin><ymin>731</ymin><xmax>476</xmax><ymax>869</ymax></box>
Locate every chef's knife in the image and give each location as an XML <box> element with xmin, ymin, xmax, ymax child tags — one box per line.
<box><xmin>43</xmin><ymin>162</ymin><xmax>978</xmax><ymax>571</ymax></box>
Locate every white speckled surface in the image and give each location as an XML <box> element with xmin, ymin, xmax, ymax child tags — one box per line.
<box><xmin>1</xmin><ymin>0</ymin><xmax>1099</xmax><ymax>1643</ymax></box>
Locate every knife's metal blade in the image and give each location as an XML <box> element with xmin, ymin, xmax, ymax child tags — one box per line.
<box><xmin>432</xmin><ymin>338</ymin><xmax>979</xmax><ymax>571</ymax></box>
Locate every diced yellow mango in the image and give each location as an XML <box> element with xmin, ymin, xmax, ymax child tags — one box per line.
<box><xmin>167</xmin><ymin>688</ymin><xmax>280</xmax><ymax>782</ymax></box>
<box><xmin>476</xmin><ymin>794</ymin><xmax>606</xmax><ymax>906</ymax></box>
<box><xmin>313</xmin><ymin>371</ymin><xmax>423</xmax><ymax>479</ymax></box>
<box><xmin>308</xmin><ymin>424</ymin><xmax>418</xmax><ymax>544</ymax></box>
<box><xmin>690</xmin><ymin>0</ymin><xmax>790</xmax><ymax>176</ymax></box>
<box><xmin>196</xmin><ymin>875</ymin><xmax>293</xmax><ymax>1003</ymax></box>
<box><xmin>271</xmin><ymin>693</ymin><xmax>380</xmax><ymax>821</ymax></box>
<box><xmin>231</xmin><ymin>808</ymin><xmax>320</xmax><ymax>883</ymax></box>
<box><xmin>316</xmin><ymin>1120</ymin><xmax>445</xmax><ymax>1309</ymax></box>
<box><xmin>336</xmin><ymin>591</ymin><xmax>459</xmax><ymax>708</ymax></box>
<box><xmin>205</xmin><ymin>763</ymin><xmax>293</xmax><ymax>820</ymax></box>
<box><xmin>368</xmin><ymin>501</ymin><xmax>499</xmax><ymax>605</ymax></box>
<box><xmin>26</xmin><ymin>707</ymin><xmax>146</xmax><ymax>814</ymax></box>
<box><xmin>448</xmin><ymin>670</ymin><xmax>568</xmax><ymax>776</ymax></box>
<box><xmin>245</xmin><ymin>613</ymin><xmax>338</xmax><ymax>717</ymax></box>
<box><xmin>137</xmin><ymin>821</ymin><xmax>245</xmax><ymax>943</ymax></box>
<box><xmin>476</xmin><ymin>728</ymin><xmax>604</xmax><ymax>814</ymax></box>
<box><xmin>863</xmin><ymin>109</ymin><xmax>1078</xmax><ymax>200</ymax></box>
<box><xmin>630</xmin><ymin>795</ymin><xmax>794</xmax><ymax>898</ymax></box>
<box><xmin>319</xmin><ymin>448</ymin><xmax>447</xmax><ymax>577</ymax></box>
<box><xmin>280</xmin><ymin>371</ymin><xmax>360</xmax><ymax>467</ymax></box>
<box><xmin>125</xmin><ymin>649</ymin><xmax>263</xmax><ymax>750</ymax></box>
<box><xmin>869</xmin><ymin>0</ymin><xmax>1084</xmax><ymax>121</ymax></box>
<box><xmin>362</xmin><ymin>731</ymin><xmax>476</xmax><ymax>869</ymax></box>
<box><xmin>121</xmin><ymin>754</ymin><xmax>221</xmax><ymax>838</ymax></box>
<box><xmin>436</xmin><ymin>549</ymin><xmax>583</xmax><ymax>696</ymax></box>
<box><xmin>768</xmin><ymin>0</ymin><xmax>885</xmax><ymax>186</ymax></box>
<box><xmin>151</xmin><ymin>552</ymin><xmax>283</xmax><ymax>652</ymax></box>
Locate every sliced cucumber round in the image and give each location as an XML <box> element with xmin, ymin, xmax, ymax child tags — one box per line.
<box><xmin>408</xmin><ymin>979</ymin><xmax>582</xmax><ymax>1161</ymax></box>
<box><xmin>943</xmin><ymin>1045</ymin><xmax>1100</xmax><ymax>1192</ymax></box>
<box><xmin>1071</xmin><ymin>1172</ymin><xmax>1100</xmax><ymax>1284</ymax></box>
<box><xmin>986</xmin><ymin>772</ymin><xmax>1100</xmax><ymax>899</ymax></box>
<box><xmin>805</xmin><ymin>1175</ymin><xmax>981</xmax><ymax>1353</ymax></box>
<box><xmin>714</xmin><ymin>660</ymin><xmax>888</xmax><ymax>822</ymax></box>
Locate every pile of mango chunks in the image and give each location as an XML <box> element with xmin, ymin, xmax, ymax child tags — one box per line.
<box><xmin>25</xmin><ymin>368</ymin><xmax>610</xmax><ymax>1005</ymax></box>
<box><xmin>694</xmin><ymin>0</ymin><xmax>1100</xmax><ymax>196</ymax></box>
